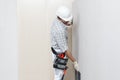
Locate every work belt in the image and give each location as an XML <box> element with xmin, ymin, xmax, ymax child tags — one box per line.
<box><xmin>51</xmin><ymin>47</ymin><xmax>68</xmax><ymax>70</ymax></box>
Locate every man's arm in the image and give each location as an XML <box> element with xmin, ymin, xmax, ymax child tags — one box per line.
<box><xmin>65</xmin><ymin>50</ymin><xmax>80</xmax><ymax>71</ymax></box>
<box><xmin>65</xmin><ymin>50</ymin><xmax>76</xmax><ymax>62</ymax></box>
<box><xmin>53</xmin><ymin>30</ymin><xmax>79</xmax><ymax>71</ymax></box>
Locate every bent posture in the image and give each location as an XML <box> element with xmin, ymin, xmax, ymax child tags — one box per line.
<box><xmin>50</xmin><ymin>6</ymin><xmax>79</xmax><ymax>80</ymax></box>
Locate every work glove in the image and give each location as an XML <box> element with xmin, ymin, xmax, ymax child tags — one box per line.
<box><xmin>73</xmin><ymin>61</ymin><xmax>79</xmax><ymax>71</ymax></box>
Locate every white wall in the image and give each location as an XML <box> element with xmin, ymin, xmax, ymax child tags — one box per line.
<box><xmin>0</xmin><ymin>0</ymin><xmax>18</xmax><ymax>80</ymax></box>
<box><xmin>73</xmin><ymin>0</ymin><xmax>120</xmax><ymax>80</ymax></box>
<box><xmin>17</xmin><ymin>0</ymin><xmax>54</xmax><ymax>80</ymax></box>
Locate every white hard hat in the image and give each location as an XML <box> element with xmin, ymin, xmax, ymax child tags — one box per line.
<box><xmin>56</xmin><ymin>6</ymin><xmax>73</xmax><ymax>21</ymax></box>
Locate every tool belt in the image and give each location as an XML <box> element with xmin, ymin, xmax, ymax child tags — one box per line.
<box><xmin>51</xmin><ymin>47</ymin><xmax>68</xmax><ymax>70</ymax></box>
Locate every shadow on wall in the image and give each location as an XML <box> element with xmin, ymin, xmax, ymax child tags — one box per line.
<box><xmin>72</xmin><ymin>2</ymin><xmax>80</xmax><ymax>61</ymax></box>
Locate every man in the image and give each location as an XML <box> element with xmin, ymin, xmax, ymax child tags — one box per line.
<box><xmin>51</xmin><ymin>6</ymin><xmax>79</xmax><ymax>80</ymax></box>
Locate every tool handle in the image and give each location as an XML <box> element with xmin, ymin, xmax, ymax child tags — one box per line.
<box><xmin>75</xmin><ymin>70</ymin><xmax>81</xmax><ymax>80</ymax></box>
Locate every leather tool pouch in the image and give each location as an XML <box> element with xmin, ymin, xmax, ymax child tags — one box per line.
<box><xmin>51</xmin><ymin>47</ymin><xmax>68</xmax><ymax>70</ymax></box>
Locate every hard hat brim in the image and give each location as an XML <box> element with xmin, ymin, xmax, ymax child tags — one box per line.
<box><xmin>60</xmin><ymin>15</ymin><xmax>73</xmax><ymax>21</ymax></box>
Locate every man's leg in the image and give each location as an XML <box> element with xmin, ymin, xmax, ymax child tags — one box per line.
<box><xmin>52</xmin><ymin>53</ymin><xmax>64</xmax><ymax>80</ymax></box>
<box><xmin>54</xmin><ymin>68</ymin><xmax>64</xmax><ymax>80</ymax></box>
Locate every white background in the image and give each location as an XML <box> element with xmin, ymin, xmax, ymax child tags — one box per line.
<box><xmin>0</xmin><ymin>0</ymin><xmax>18</xmax><ymax>80</ymax></box>
<box><xmin>73</xmin><ymin>0</ymin><xmax>120</xmax><ymax>80</ymax></box>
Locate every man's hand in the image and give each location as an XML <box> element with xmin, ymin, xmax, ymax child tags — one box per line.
<box><xmin>65</xmin><ymin>50</ymin><xmax>80</xmax><ymax>71</ymax></box>
<box><xmin>73</xmin><ymin>61</ymin><xmax>79</xmax><ymax>71</ymax></box>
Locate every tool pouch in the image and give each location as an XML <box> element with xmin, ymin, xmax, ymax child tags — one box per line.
<box><xmin>55</xmin><ymin>56</ymin><xmax>68</xmax><ymax>65</ymax></box>
<box><xmin>51</xmin><ymin>47</ymin><xmax>68</xmax><ymax>70</ymax></box>
<box><xmin>53</xmin><ymin>56</ymin><xmax>68</xmax><ymax>70</ymax></box>
<box><xmin>53</xmin><ymin>63</ymin><xmax>68</xmax><ymax>70</ymax></box>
